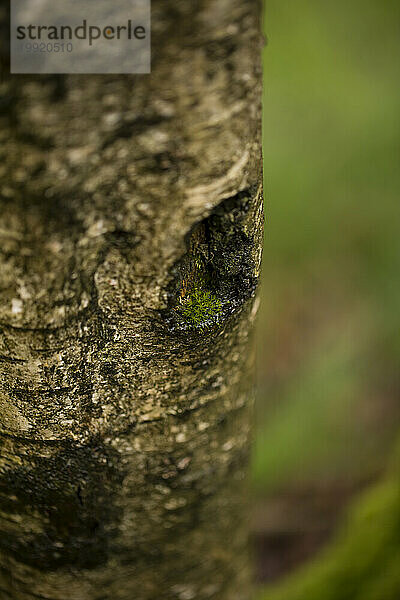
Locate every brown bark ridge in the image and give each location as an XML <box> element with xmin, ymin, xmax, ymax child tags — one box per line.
<box><xmin>0</xmin><ymin>1</ymin><xmax>263</xmax><ymax>598</ymax></box>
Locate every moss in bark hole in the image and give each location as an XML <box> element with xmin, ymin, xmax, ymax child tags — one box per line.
<box><xmin>175</xmin><ymin>287</ymin><xmax>223</xmax><ymax>330</ymax></box>
<box><xmin>164</xmin><ymin>190</ymin><xmax>259</xmax><ymax>334</ymax></box>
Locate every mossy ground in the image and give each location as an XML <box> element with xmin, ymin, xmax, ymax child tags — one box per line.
<box><xmin>258</xmin><ymin>467</ymin><xmax>400</xmax><ymax>600</ymax></box>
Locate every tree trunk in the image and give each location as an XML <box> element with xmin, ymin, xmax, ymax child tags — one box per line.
<box><xmin>0</xmin><ymin>1</ymin><xmax>263</xmax><ymax>598</ymax></box>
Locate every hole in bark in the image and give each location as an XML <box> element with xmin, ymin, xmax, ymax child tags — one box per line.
<box><xmin>164</xmin><ymin>189</ymin><xmax>259</xmax><ymax>333</ymax></box>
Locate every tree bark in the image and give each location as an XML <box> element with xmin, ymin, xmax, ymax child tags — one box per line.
<box><xmin>0</xmin><ymin>1</ymin><xmax>263</xmax><ymax>598</ymax></box>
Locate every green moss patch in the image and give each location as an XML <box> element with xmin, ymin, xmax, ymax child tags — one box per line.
<box><xmin>174</xmin><ymin>287</ymin><xmax>223</xmax><ymax>330</ymax></box>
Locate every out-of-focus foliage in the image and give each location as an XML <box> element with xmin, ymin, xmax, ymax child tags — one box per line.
<box><xmin>254</xmin><ymin>0</ymin><xmax>400</xmax><ymax>596</ymax></box>
<box><xmin>259</xmin><ymin>444</ymin><xmax>400</xmax><ymax>599</ymax></box>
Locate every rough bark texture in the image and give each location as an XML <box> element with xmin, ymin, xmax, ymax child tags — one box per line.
<box><xmin>0</xmin><ymin>1</ymin><xmax>263</xmax><ymax>598</ymax></box>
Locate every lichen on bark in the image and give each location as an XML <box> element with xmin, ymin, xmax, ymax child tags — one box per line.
<box><xmin>0</xmin><ymin>1</ymin><xmax>263</xmax><ymax>598</ymax></box>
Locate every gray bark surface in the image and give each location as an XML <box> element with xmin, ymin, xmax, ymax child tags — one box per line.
<box><xmin>0</xmin><ymin>1</ymin><xmax>263</xmax><ymax>598</ymax></box>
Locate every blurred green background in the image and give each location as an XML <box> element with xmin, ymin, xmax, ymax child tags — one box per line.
<box><xmin>253</xmin><ymin>1</ymin><xmax>400</xmax><ymax>597</ymax></box>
